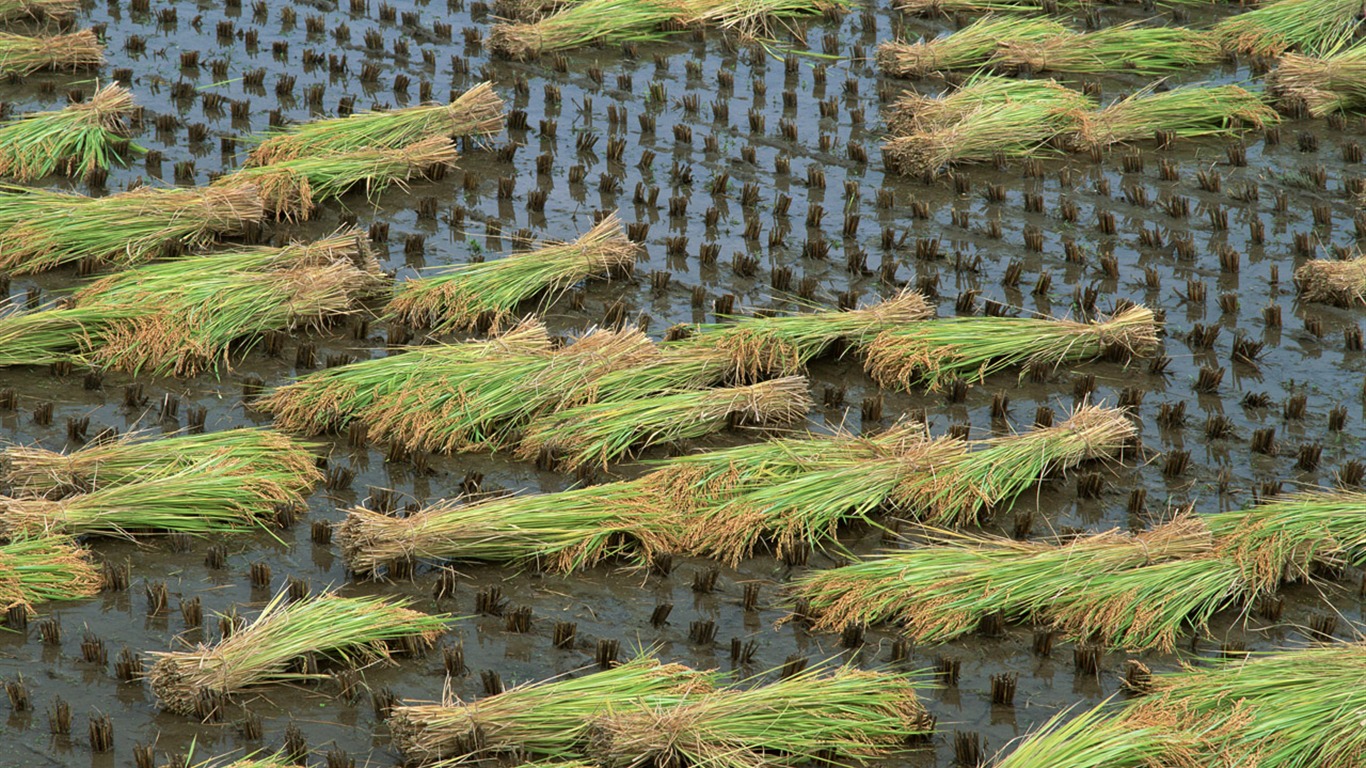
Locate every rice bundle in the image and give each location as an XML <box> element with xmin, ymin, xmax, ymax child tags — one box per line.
<box><xmin>337</xmin><ymin>480</ymin><xmax>676</xmax><ymax>575</ymax></box>
<box><xmin>387</xmin><ymin>215</ymin><xmax>637</xmax><ymax>334</ymax></box>
<box><xmin>0</xmin><ymin>0</ymin><xmax>78</xmax><ymax>20</ymax></box>
<box><xmin>247</xmin><ymin>82</ymin><xmax>504</xmax><ymax>165</ymax></box>
<box><xmin>1295</xmin><ymin>254</ymin><xmax>1366</xmax><ymax>306</ymax></box>
<box><xmin>863</xmin><ymin>305</ymin><xmax>1160</xmax><ymax>392</ymax></box>
<box><xmin>1</xmin><ymin>428</ymin><xmax>320</xmax><ymax>498</ymax></box>
<box><xmin>0</xmin><ymin>535</ymin><xmax>101</xmax><ymax>614</ymax></box>
<box><xmin>875</xmin><ymin>16</ymin><xmax>1065</xmax><ymax>78</ymax></box>
<box><xmin>254</xmin><ymin>321</ymin><xmax>554</xmax><ymax>434</ymax></box>
<box><xmin>214</xmin><ymin>137</ymin><xmax>458</xmax><ymax>220</ymax></box>
<box><xmin>389</xmin><ymin>656</ymin><xmax>720</xmax><ymax>764</ymax></box>
<box><xmin>0</xmin><ymin>303</ymin><xmax>133</xmax><ymax>368</ymax></box>
<box><xmin>70</xmin><ymin>231</ymin><xmax>385</xmax><ymax>376</ymax></box>
<box><xmin>1271</xmin><ymin>45</ymin><xmax>1366</xmax><ymax>116</ymax></box>
<box><xmin>890</xmin><ymin>0</ymin><xmax>1047</xmax><ymax>14</ymax></box>
<box><xmin>0</xmin><ymin>30</ymin><xmax>102</xmax><ymax>76</ymax></box>
<box><xmin>0</xmin><ymin>184</ymin><xmax>265</xmax><ymax>274</ymax></box>
<box><xmin>362</xmin><ymin>327</ymin><xmax>659</xmax><ymax>454</ymax></box>
<box><xmin>513</xmin><ymin>377</ymin><xmax>814</xmax><ymax>472</ymax></box>
<box><xmin>993</xmin><ymin>23</ymin><xmax>1221</xmax><ymax>77</ymax></box>
<box><xmin>185</xmin><ymin>755</ymin><xmax>293</xmax><ymax>768</ymax></box>
<box><xmin>1069</xmin><ymin>84</ymin><xmax>1278</xmax><ymax>150</ymax></box>
<box><xmin>995</xmin><ymin>643</ymin><xmax>1366</xmax><ymax>768</ymax></box>
<box><xmin>589</xmin><ymin>666</ymin><xmax>933</xmax><ymax>768</ymax></box>
<box><xmin>1213</xmin><ymin>0</ymin><xmax>1365</xmax><ymax>58</ymax></box>
<box><xmin>884</xmin><ymin>75</ymin><xmax>1092</xmax><ymax>136</ymax></box>
<box><xmin>148</xmin><ymin>592</ymin><xmax>448</xmax><ymax>715</ymax></box>
<box><xmin>0</xmin><ymin>84</ymin><xmax>143</xmax><ymax>181</ymax></box>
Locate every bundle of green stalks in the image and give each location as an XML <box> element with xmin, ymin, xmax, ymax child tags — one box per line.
<box><xmin>148</xmin><ymin>592</ymin><xmax>448</xmax><ymax>715</ymax></box>
<box><xmin>863</xmin><ymin>305</ymin><xmax>1160</xmax><ymax>392</ymax></box>
<box><xmin>1213</xmin><ymin>0</ymin><xmax>1365</xmax><ymax>58</ymax></box>
<box><xmin>996</xmin><ymin>643</ymin><xmax>1366</xmax><ymax>768</ymax></box>
<box><xmin>890</xmin><ymin>0</ymin><xmax>1048</xmax><ymax>14</ymax></box>
<box><xmin>386</xmin><ymin>214</ymin><xmax>637</xmax><ymax>334</ymax></box>
<box><xmin>883</xmin><ymin>74</ymin><xmax>1091</xmax><ymax>136</ymax></box>
<box><xmin>68</xmin><ymin>231</ymin><xmax>385</xmax><ymax>376</ymax></box>
<box><xmin>1069</xmin><ymin>84</ymin><xmax>1278</xmax><ymax>150</ymax></box>
<box><xmin>875</xmin><ymin>16</ymin><xmax>1065</xmax><ymax>78</ymax></box>
<box><xmin>362</xmin><ymin>327</ymin><xmax>659</xmax><ymax>454</ymax></box>
<box><xmin>255</xmin><ymin>320</ymin><xmax>553</xmax><ymax>434</ymax></box>
<box><xmin>0</xmin><ymin>302</ymin><xmax>131</xmax><ymax>368</ymax></box>
<box><xmin>0</xmin><ymin>30</ymin><xmax>101</xmax><ymax>76</ymax></box>
<box><xmin>588</xmin><ymin>665</ymin><xmax>932</xmax><ymax>768</ymax></box>
<box><xmin>0</xmin><ymin>184</ymin><xmax>265</xmax><ymax>274</ymax></box>
<box><xmin>0</xmin><ymin>457</ymin><xmax>318</xmax><ymax>538</ymax></box>
<box><xmin>389</xmin><ymin>656</ymin><xmax>720</xmax><ymax>764</ymax></box>
<box><xmin>993</xmin><ymin>23</ymin><xmax>1221</xmax><ymax>77</ymax></box>
<box><xmin>215</xmin><ymin>137</ymin><xmax>458</xmax><ymax>221</ymax></box>
<box><xmin>1295</xmin><ymin>254</ymin><xmax>1366</xmax><ymax>306</ymax></box>
<box><xmin>514</xmin><ymin>376</ymin><xmax>813</xmax><ymax>472</ymax></box>
<box><xmin>0</xmin><ymin>0</ymin><xmax>78</xmax><ymax>21</ymax></box>
<box><xmin>1270</xmin><ymin>45</ymin><xmax>1366</xmax><ymax>116</ymax></box>
<box><xmin>0</xmin><ymin>534</ymin><xmax>101</xmax><ymax>614</ymax></box>
<box><xmin>1</xmin><ymin>428</ymin><xmax>320</xmax><ymax>498</ymax></box>
<box><xmin>337</xmin><ymin>480</ymin><xmax>676</xmax><ymax>575</ymax></box>
<box><xmin>247</xmin><ymin>83</ymin><xmax>504</xmax><ymax>165</ymax></box>
<box><xmin>0</xmin><ymin>84</ymin><xmax>143</xmax><ymax>181</ymax></box>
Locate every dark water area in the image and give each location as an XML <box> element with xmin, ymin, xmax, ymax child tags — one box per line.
<box><xmin>2</xmin><ymin>0</ymin><xmax>1365</xmax><ymax>766</ymax></box>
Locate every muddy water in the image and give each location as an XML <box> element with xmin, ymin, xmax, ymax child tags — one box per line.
<box><xmin>2</xmin><ymin>0</ymin><xmax>1365</xmax><ymax>766</ymax></box>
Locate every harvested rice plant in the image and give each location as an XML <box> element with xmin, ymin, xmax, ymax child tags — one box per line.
<box><xmin>3</xmin><ymin>0</ymin><xmax>1363</xmax><ymax>766</ymax></box>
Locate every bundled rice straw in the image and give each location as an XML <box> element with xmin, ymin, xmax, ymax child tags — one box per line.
<box><xmin>0</xmin><ymin>456</ymin><xmax>318</xmax><ymax>538</ymax></box>
<box><xmin>148</xmin><ymin>591</ymin><xmax>448</xmax><ymax>715</ymax></box>
<box><xmin>0</xmin><ymin>0</ymin><xmax>78</xmax><ymax>21</ymax></box>
<box><xmin>884</xmin><ymin>75</ymin><xmax>1091</xmax><ymax>136</ymax></box>
<box><xmin>891</xmin><ymin>0</ymin><xmax>1047</xmax><ymax>14</ymax></box>
<box><xmin>1295</xmin><ymin>254</ymin><xmax>1366</xmax><ymax>305</ymax></box>
<box><xmin>514</xmin><ymin>377</ymin><xmax>814</xmax><ymax>472</ymax></box>
<box><xmin>589</xmin><ymin>665</ymin><xmax>933</xmax><ymax>768</ymax></box>
<box><xmin>0</xmin><ymin>184</ymin><xmax>264</xmax><ymax>274</ymax></box>
<box><xmin>1</xmin><ymin>428</ymin><xmax>321</xmax><ymax>498</ymax></box>
<box><xmin>255</xmin><ymin>321</ymin><xmax>554</xmax><ymax>434</ymax></box>
<box><xmin>389</xmin><ymin>656</ymin><xmax>720</xmax><ymax>764</ymax></box>
<box><xmin>247</xmin><ymin>82</ymin><xmax>504</xmax><ymax>165</ymax></box>
<box><xmin>875</xmin><ymin>16</ymin><xmax>1065</xmax><ymax>78</ymax></box>
<box><xmin>215</xmin><ymin>137</ymin><xmax>458</xmax><ymax>221</ymax></box>
<box><xmin>1069</xmin><ymin>84</ymin><xmax>1278</xmax><ymax>150</ymax></box>
<box><xmin>863</xmin><ymin>305</ymin><xmax>1160</xmax><ymax>391</ymax></box>
<box><xmin>993</xmin><ymin>23</ymin><xmax>1221</xmax><ymax>77</ymax></box>
<box><xmin>338</xmin><ymin>480</ymin><xmax>674</xmax><ymax>575</ymax></box>
<box><xmin>185</xmin><ymin>754</ymin><xmax>293</xmax><ymax>768</ymax></box>
<box><xmin>0</xmin><ymin>302</ymin><xmax>132</xmax><ymax>368</ymax></box>
<box><xmin>387</xmin><ymin>214</ymin><xmax>637</xmax><ymax>334</ymax></box>
<box><xmin>0</xmin><ymin>84</ymin><xmax>143</xmax><ymax>181</ymax></box>
<box><xmin>1270</xmin><ymin>45</ymin><xmax>1366</xmax><ymax>116</ymax></box>
<box><xmin>0</xmin><ymin>535</ymin><xmax>101</xmax><ymax>614</ymax></box>
<box><xmin>1213</xmin><ymin>0</ymin><xmax>1365</xmax><ymax>58</ymax></box>
<box><xmin>0</xmin><ymin>30</ymin><xmax>101</xmax><ymax>76</ymax></box>
<box><xmin>996</xmin><ymin>643</ymin><xmax>1366</xmax><ymax>768</ymax></box>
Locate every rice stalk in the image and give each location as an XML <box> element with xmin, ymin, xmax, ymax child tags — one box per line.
<box><xmin>0</xmin><ymin>84</ymin><xmax>144</xmax><ymax>181</ymax></box>
<box><xmin>884</xmin><ymin>75</ymin><xmax>1091</xmax><ymax>136</ymax></box>
<box><xmin>254</xmin><ymin>321</ymin><xmax>553</xmax><ymax>434</ymax></box>
<box><xmin>247</xmin><ymin>82</ymin><xmax>504</xmax><ymax>165</ymax></box>
<box><xmin>187</xmin><ymin>754</ymin><xmax>293</xmax><ymax>768</ymax></box>
<box><xmin>0</xmin><ymin>30</ymin><xmax>101</xmax><ymax>76</ymax></box>
<box><xmin>1294</xmin><ymin>253</ymin><xmax>1366</xmax><ymax>305</ymax></box>
<box><xmin>992</xmin><ymin>704</ymin><xmax>1199</xmax><ymax>768</ymax></box>
<box><xmin>1270</xmin><ymin>45</ymin><xmax>1366</xmax><ymax>116</ymax></box>
<box><xmin>875</xmin><ymin>16</ymin><xmax>1065</xmax><ymax>78</ymax></box>
<box><xmin>0</xmin><ymin>0</ymin><xmax>78</xmax><ymax>21</ymax></box>
<box><xmin>148</xmin><ymin>591</ymin><xmax>448</xmax><ymax>715</ymax></box>
<box><xmin>0</xmin><ymin>184</ymin><xmax>265</xmax><ymax>274</ymax></box>
<box><xmin>863</xmin><ymin>305</ymin><xmax>1160</xmax><ymax>392</ymax></box>
<box><xmin>1</xmin><ymin>428</ymin><xmax>320</xmax><ymax>498</ymax></box>
<box><xmin>214</xmin><ymin>137</ymin><xmax>458</xmax><ymax>221</ymax></box>
<box><xmin>882</xmin><ymin>95</ymin><xmax>1085</xmax><ymax>176</ymax></box>
<box><xmin>0</xmin><ymin>534</ymin><xmax>101</xmax><ymax>614</ymax></box>
<box><xmin>513</xmin><ymin>376</ymin><xmax>813</xmax><ymax>472</ymax></box>
<box><xmin>993</xmin><ymin>23</ymin><xmax>1221</xmax><ymax>77</ymax></box>
<box><xmin>0</xmin><ymin>454</ymin><xmax>319</xmax><ymax>538</ymax></box>
<box><xmin>588</xmin><ymin>665</ymin><xmax>933</xmax><ymax>768</ymax></box>
<box><xmin>389</xmin><ymin>655</ymin><xmax>721</xmax><ymax>764</ymax></box>
<box><xmin>0</xmin><ymin>301</ymin><xmax>131</xmax><ymax>368</ymax></box>
<box><xmin>1069</xmin><ymin>84</ymin><xmax>1278</xmax><ymax>150</ymax></box>
<box><xmin>386</xmin><ymin>214</ymin><xmax>637</xmax><ymax>334</ymax></box>
<box><xmin>895</xmin><ymin>0</ymin><xmax>1248</xmax><ymax>13</ymax></box>
<box><xmin>1213</xmin><ymin>0</ymin><xmax>1365</xmax><ymax>58</ymax></box>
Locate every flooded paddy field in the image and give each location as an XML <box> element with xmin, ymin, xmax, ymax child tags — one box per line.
<box><xmin>2</xmin><ymin>0</ymin><xmax>1365</xmax><ymax>766</ymax></box>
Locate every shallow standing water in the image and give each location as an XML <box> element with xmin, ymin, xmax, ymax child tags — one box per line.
<box><xmin>2</xmin><ymin>0</ymin><xmax>1365</xmax><ymax>766</ymax></box>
